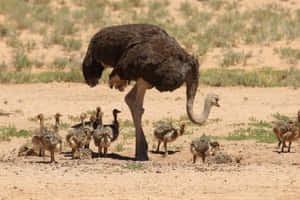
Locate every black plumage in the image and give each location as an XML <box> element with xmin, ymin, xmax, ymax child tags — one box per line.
<box><xmin>82</xmin><ymin>24</ymin><xmax>198</xmax><ymax>92</ymax></box>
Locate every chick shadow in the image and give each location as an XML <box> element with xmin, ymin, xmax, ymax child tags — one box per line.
<box><xmin>29</xmin><ymin>160</ymin><xmax>58</xmax><ymax>164</ymax></box>
<box><xmin>274</xmin><ymin>150</ymin><xmax>296</xmax><ymax>154</ymax></box>
<box><xmin>150</xmin><ymin>150</ymin><xmax>180</xmax><ymax>155</ymax></box>
<box><xmin>93</xmin><ymin>152</ymin><xmax>135</xmax><ymax>161</ymax></box>
<box><xmin>61</xmin><ymin>151</ymin><xmax>73</xmax><ymax>158</ymax></box>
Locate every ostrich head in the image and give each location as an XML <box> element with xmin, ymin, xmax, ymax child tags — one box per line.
<box><xmin>80</xmin><ymin>112</ymin><xmax>87</xmax><ymax>121</ymax></box>
<box><xmin>96</xmin><ymin>106</ymin><xmax>102</xmax><ymax>113</ymax></box>
<box><xmin>209</xmin><ymin>141</ymin><xmax>220</xmax><ymax>149</ymax></box>
<box><xmin>206</xmin><ymin>93</ymin><xmax>220</xmax><ymax>108</ymax></box>
<box><xmin>113</xmin><ymin>109</ymin><xmax>121</xmax><ymax>115</ymax></box>
<box><xmin>90</xmin><ymin>115</ymin><xmax>96</xmax><ymax>123</ymax></box>
<box><xmin>103</xmin><ymin>130</ymin><xmax>112</xmax><ymax>140</ymax></box>
<box><xmin>179</xmin><ymin>121</ymin><xmax>186</xmax><ymax>135</ymax></box>
<box><xmin>54</xmin><ymin>113</ymin><xmax>62</xmax><ymax>121</ymax></box>
<box><xmin>55</xmin><ymin>112</ymin><xmax>62</xmax><ymax>117</ymax></box>
<box><xmin>36</xmin><ymin>113</ymin><xmax>44</xmax><ymax>120</ymax></box>
<box><xmin>209</xmin><ymin>141</ymin><xmax>220</xmax><ymax>156</ymax></box>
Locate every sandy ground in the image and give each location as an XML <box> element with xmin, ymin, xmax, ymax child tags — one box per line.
<box><xmin>0</xmin><ymin>83</ymin><xmax>300</xmax><ymax>199</ymax></box>
<box><xmin>1</xmin><ymin>0</ymin><xmax>300</xmax><ymax>199</ymax></box>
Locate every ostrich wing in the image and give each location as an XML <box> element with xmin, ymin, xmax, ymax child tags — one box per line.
<box><xmin>41</xmin><ymin>131</ymin><xmax>62</xmax><ymax>147</ymax></box>
<box><xmin>191</xmin><ymin>138</ymin><xmax>209</xmax><ymax>153</ymax></box>
<box><xmin>153</xmin><ymin>123</ymin><xmax>175</xmax><ymax>137</ymax></box>
<box><xmin>113</xmin><ymin>37</ymin><xmax>192</xmax><ymax>92</ymax></box>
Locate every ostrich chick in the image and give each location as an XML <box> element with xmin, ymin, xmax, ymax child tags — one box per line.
<box><xmin>280</xmin><ymin>125</ymin><xmax>300</xmax><ymax>153</ymax></box>
<box><xmin>93</xmin><ymin>127</ymin><xmax>113</xmax><ymax>157</ymax></box>
<box><xmin>102</xmin><ymin>109</ymin><xmax>121</xmax><ymax>142</ymax></box>
<box><xmin>190</xmin><ymin>138</ymin><xmax>220</xmax><ymax>163</ymax></box>
<box><xmin>18</xmin><ymin>142</ymin><xmax>41</xmax><ymax>156</ymax></box>
<box><xmin>66</xmin><ymin>113</ymin><xmax>92</xmax><ymax>159</ymax></box>
<box><xmin>154</xmin><ymin>121</ymin><xmax>186</xmax><ymax>157</ymax></box>
<box><xmin>273</xmin><ymin>110</ymin><xmax>300</xmax><ymax>149</ymax></box>
<box><xmin>32</xmin><ymin>113</ymin><xmax>63</xmax><ymax>163</ymax></box>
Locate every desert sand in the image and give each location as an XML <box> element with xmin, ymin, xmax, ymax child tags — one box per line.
<box><xmin>0</xmin><ymin>83</ymin><xmax>300</xmax><ymax>200</ymax></box>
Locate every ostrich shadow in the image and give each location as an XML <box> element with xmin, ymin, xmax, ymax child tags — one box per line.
<box><xmin>95</xmin><ymin>152</ymin><xmax>135</xmax><ymax>161</ymax></box>
<box><xmin>150</xmin><ymin>150</ymin><xmax>180</xmax><ymax>155</ymax></box>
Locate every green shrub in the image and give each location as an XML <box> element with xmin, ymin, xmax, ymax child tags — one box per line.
<box><xmin>274</xmin><ymin>47</ymin><xmax>300</xmax><ymax>64</ymax></box>
<box><xmin>0</xmin><ymin>125</ymin><xmax>31</xmax><ymax>142</ymax></box>
<box><xmin>52</xmin><ymin>57</ymin><xmax>69</xmax><ymax>69</ymax></box>
<box><xmin>221</xmin><ymin>49</ymin><xmax>252</xmax><ymax>67</ymax></box>
<box><xmin>14</xmin><ymin>50</ymin><xmax>31</xmax><ymax>71</ymax></box>
<box><xmin>62</xmin><ymin>38</ymin><xmax>82</xmax><ymax>52</ymax></box>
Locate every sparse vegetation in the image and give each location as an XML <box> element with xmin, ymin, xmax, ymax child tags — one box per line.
<box><xmin>274</xmin><ymin>47</ymin><xmax>300</xmax><ymax>64</ymax></box>
<box><xmin>202</xmin><ymin>119</ymin><xmax>276</xmax><ymax>143</ymax></box>
<box><xmin>0</xmin><ymin>69</ymin><xmax>84</xmax><ymax>84</ymax></box>
<box><xmin>120</xmin><ymin>119</ymin><xmax>134</xmax><ymax>128</ymax></box>
<box><xmin>200</xmin><ymin>68</ymin><xmax>300</xmax><ymax>87</ymax></box>
<box><xmin>271</xmin><ymin>112</ymin><xmax>291</xmax><ymax>121</ymax></box>
<box><xmin>123</xmin><ymin>131</ymin><xmax>135</xmax><ymax>139</ymax></box>
<box><xmin>62</xmin><ymin>38</ymin><xmax>82</xmax><ymax>52</ymax></box>
<box><xmin>122</xmin><ymin>163</ymin><xmax>143</xmax><ymax>170</ymax></box>
<box><xmin>225</xmin><ymin>127</ymin><xmax>276</xmax><ymax>143</ymax></box>
<box><xmin>13</xmin><ymin>50</ymin><xmax>32</xmax><ymax>71</ymax></box>
<box><xmin>0</xmin><ymin>125</ymin><xmax>31</xmax><ymax>142</ymax></box>
<box><xmin>204</xmin><ymin>0</ymin><xmax>226</xmax><ymax>11</ymax></box>
<box><xmin>52</xmin><ymin>57</ymin><xmax>69</xmax><ymax>69</ymax></box>
<box><xmin>220</xmin><ymin>49</ymin><xmax>252</xmax><ymax>67</ymax></box>
<box><xmin>115</xmin><ymin>143</ymin><xmax>125</xmax><ymax>152</ymax></box>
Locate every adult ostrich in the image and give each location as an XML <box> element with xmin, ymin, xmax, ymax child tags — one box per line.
<box><xmin>82</xmin><ymin>24</ymin><xmax>219</xmax><ymax>161</ymax></box>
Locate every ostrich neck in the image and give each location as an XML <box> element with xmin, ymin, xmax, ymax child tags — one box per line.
<box><xmin>54</xmin><ymin>118</ymin><xmax>60</xmax><ymax>132</ymax></box>
<box><xmin>113</xmin><ymin>113</ymin><xmax>119</xmax><ymax>130</ymax></box>
<box><xmin>186</xmin><ymin>78</ymin><xmax>212</xmax><ymax>125</ymax></box>
<box><xmin>39</xmin><ymin>118</ymin><xmax>45</xmax><ymax>133</ymax></box>
<box><xmin>96</xmin><ymin>111</ymin><xmax>103</xmax><ymax>125</ymax></box>
<box><xmin>180</xmin><ymin>126</ymin><xmax>185</xmax><ymax>135</ymax></box>
<box><xmin>81</xmin><ymin>118</ymin><xmax>86</xmax><ymax>129</ymax></box>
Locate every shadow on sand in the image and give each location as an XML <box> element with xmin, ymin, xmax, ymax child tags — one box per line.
<box><xmin>150</xmin><ymin>150</ymin><xmax>180</xmax><ymax>155</ymax></box>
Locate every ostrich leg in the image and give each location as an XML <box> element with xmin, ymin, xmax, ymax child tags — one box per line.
<box><xmin>125</xmin><ymin>79</ymin><xmax>151</xmax><ymax>161</ymax></box>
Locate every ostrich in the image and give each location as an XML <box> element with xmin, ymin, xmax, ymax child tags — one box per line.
<box><xmin>103</xmin><ymin>109</ymin><xmax>121</xmax><ymax>142</ymax></box>
<box><xmin>82</xmin><ymin>24</ymin><xmax>220</xmax><ymax>160</ymax></box>
<box><xmin>190</xmin><ymin>138</ymin><xmax>220</xmax><ymax>163</ymax></box>
<box><xmin>32</xmin><ymin>113</ymin><xmax>63</xmax><ymax>163</ymax></box>
<box><xmin>66</xmin><ymin>113</ymin><xmax>92</xmax><ymax>158</ymax></box>
<box><xmin>153</xmin><ymin>121</ymin><xmax>186</xmax><ymax>157</ymax></box>
<box><xmin>273</xmin><ymin>110</ymin><xmax>300</xmax><ymax>149</ymax></box>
